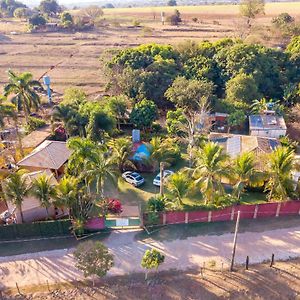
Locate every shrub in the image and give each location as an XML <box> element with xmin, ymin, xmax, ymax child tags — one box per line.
<box><xmin>147</xmin><ymin>196</ymin><xmax>166</xmax><ymax>212</ymax></box>
<box><xmin>25</xmin><ymin>116</ymin><xmax>46</xmax><ymax>133</ymax></box>
<box><xmin>107</xmin><ymin>198</ymin><xmax>122</xmax><ymax>214</ymax></box>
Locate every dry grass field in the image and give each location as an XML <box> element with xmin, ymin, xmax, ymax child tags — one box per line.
<box><xmin>0</xmin><ymin>2</ymin><xmax>300</xmax><ymax>97</ymax></box>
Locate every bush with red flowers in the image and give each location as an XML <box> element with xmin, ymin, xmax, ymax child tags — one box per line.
<box><xmin>107</xmin><ymin>198</ymin><xmax>123</xmax><ymax>214</ymax></box>
<box><xmin>54</xmin><ymin>125</ymin><xmax>67</xmax><ymax>141</ymax></box>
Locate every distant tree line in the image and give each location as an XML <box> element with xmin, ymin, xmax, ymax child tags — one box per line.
<box><xmin>104</xmin><ymin>38</ymin><xmax>300</xmax><ymax>114</ymax></box>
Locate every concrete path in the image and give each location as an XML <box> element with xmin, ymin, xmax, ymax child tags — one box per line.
<box><xmin>1</xmin><ymin>226</ymin><xmax>300</xmax><ymax>289</ymax></box>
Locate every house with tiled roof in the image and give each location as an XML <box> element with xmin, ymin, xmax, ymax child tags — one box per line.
<box><xmin>209</xmin><ymin>133</ymin><xmax>279</xmax><ymax>158</ymax></box>
<box><xmin>17</xmin><ymin>140</ymin><xmax>71</xmax><ymax>178</ymax></box>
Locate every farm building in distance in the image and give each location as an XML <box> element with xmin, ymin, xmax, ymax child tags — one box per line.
<box><xmin>249</xmin><ymin>113</ymin><xmax>287</xmax><ymax>138</ymax></box>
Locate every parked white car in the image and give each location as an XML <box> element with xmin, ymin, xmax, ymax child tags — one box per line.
<box><xmin>153</xmin><ymin>170</ymin><xmax>174</xmax><ymax>186</ymax></box>
<box><xmin>122</xmin><ymin>171</ymin><xmax>145</xmax><ymax>187</ymax></box>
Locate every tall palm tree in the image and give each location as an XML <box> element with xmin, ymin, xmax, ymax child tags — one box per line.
<box><xmin>31</xmin><ymin>174</ymin><xmax>56</xmax><ymax>218</ymax></box>
<box><xmin>232</xmin><ymin>152</ymin><xmax>263</xmax><ymax>200</ymax></box>
<box><xmin>148</xmin><ymin>137</ymin><xmax>180</xmax><ymax>171</ymax></box>
<box><xmin>85</xmin><ymin>150</ymin><xmax>116</xmax><ymax>197</ymax></box>
<box><xmin>67</xmin><ymin>137</ymin><xmax>98</xmax><ymax>177</ymax></box>
<box><xmin>192</xmin><ymin>142</ymin><xmax>229</xmax><ymax>205</ymax></box>
<box><xmin>167</xmin><ymin>172</ymin><xmax>191</xmax><ymax>207</ymax></box>
<box><xmin>3</xmin><ymin>170</ymin><xmax>30</xmax><ymax>223</ymax></box>
<box><xmin>108</xmin><ymin>137</ymin><xmax>136</xmax><ymax>172</ymax></box>
<box><xmin>54</xmin><ymin>176</ymin><xmax>78</xmax><ymax>218</ymax></box>
<box><xmin>265</xmin><ymin>146</ymin><xmax>295</xmax><ymax>201</ymax></box>
<box><xmin>4</xmin><ymin>70</ymin><xmax>42</xmax><ymax>124</ymax></box>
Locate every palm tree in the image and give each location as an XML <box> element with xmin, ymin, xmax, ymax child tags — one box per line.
<box><xmin>232</xmin><ymin>152</ymin><xmax>264</xmax><ymax>201</ymax></box>
<box><xmin>54</xmin><ymin>176</ymin><xmax>78</xmax><ymax>218</ymax></box>
<box><xmin>108</xmin><ymin>137</ymin><xmax>136</xmax><ymax>172</ymax></box>
<box><xmin>52</xmin><ymin>104</ymin><xmax>87</xmax><ymax>138</ymax></box>
<box><xmin>4</xmin><ymin>70</ymin><xmax>42</xmax><ymax>124</ymax></box>
<box><xmin>85</xmin><ymin>150</ymin><xmax>116</xmax><ymax>197</ymax></box>
<box><xmin>148</xmin><ymin>137</ymin><xmax>180</xmax><ymax>171</ymax></box>
<box><xmin>192</xmin><ymin>142</ymin><xmax>229</xmax><ymax>205</ymax></box>
<box><xmin>3</xmin><ymin>170</ymin><xmax>30</xmax><ymax>223</ymax></box>
<box><xmin>31</xmin><ymin>174</ymin><xmax>56</xmax><ymax>218</ymax></box>
<box><xmin>265</xmin><ymin>146</ymin><xmax>295</xmax><ymax>201</ymax></box>
<box><xmin>167</xmin><ymin>172</ymin><xmax>191</xmax><ymax>207</ymax></box>
<box><xmin>67</xmin><ymin>137</ymin><xmax>98</xmax><ymax>177</ymax></box>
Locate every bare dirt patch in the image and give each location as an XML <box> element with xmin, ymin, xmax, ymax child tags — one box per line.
<box><xmin>3</xmin><ymin>259</ymin><xmax>300</xmax><ymax>299</ymax></box>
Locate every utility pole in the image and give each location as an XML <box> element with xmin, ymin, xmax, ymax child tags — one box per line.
<box><xmin>160</xmin><ymin>162</ymin><xmax>164</xmax><ymax>196</ymax></box>
<box><xmin>230</xmin><ymin>210</ymin><xmax>240</xmax><ymax>272</ymax></box>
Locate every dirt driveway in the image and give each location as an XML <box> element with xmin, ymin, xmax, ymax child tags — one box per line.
<box><xmin>1</xmin><ymin>225</ymin><xmax>300</xmax><ymax>290</ymax></box>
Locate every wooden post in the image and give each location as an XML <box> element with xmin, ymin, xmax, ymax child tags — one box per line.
<box><xmin>208</xmin><ymin>211</ymin><xmax>212</xmax><ymax>222</ymax></box>
<box><xmin>47</xmin><ymin>280</ymin><xmax>50</xmax><ymax>292</ymax></box>
<box><xmin>16</xmin><ymin>282</ymin><xmax>21</xmax><ymax>295</ymax></box>
<box><xmin>270</xmin><ymin>253</ymin><xmax>275</xmax><ymax>267</ymax></box>
<box><xmin>230</xmin><ymin>211</ymin><xmax>241</xmax><ymax>272</ymax></box>
<box><xmin>253</xmin><ymin>205</ymin><xmax>258</xmax><ymax>219</ymax></box>
<box><xmin>246</xmin><ymin>256</ymin><xmax>249</xmax><ymax>270</ymax></box>
<box><xmin>185</xmin><ymin>212</ymin><xmax>188</xmax><ymax>224</ymax></box>
<box><xmin>160</xmin><ymin>162</ymin><xmax>164</xmax><ymax>196</ymax></box>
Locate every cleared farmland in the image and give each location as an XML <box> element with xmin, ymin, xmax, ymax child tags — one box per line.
<box><xmin>0</xmin><ymin>2</ymin><xmax>299</xmax><ymax>97</ymax></box>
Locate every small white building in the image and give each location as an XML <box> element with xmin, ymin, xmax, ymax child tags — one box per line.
<box><xmin>249</xmin><ymin>113</ymin><xmax>287</xmax><ymax>138</ymax></box>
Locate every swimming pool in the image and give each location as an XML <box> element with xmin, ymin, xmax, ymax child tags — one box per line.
<box><xmin>132</xmin><ymin>143</ymin><xmax>151</xmax><ymax>162</ymax></box>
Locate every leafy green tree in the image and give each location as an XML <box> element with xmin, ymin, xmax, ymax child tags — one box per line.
<box><xmin>147</xmin><ymin>196</ymin><xmax>165</xmax><ymax>212</ymax></box>
<box><xmin>82</xmin><ymin>5</ymin><xmax>103</xmax><ymax>24</ymax></box>
<box><xmin>14</xmin><ymin>7</ymin><xmax>29</xmax><ymax>19</ymax></box>
<box><xmin>165</xmin><ymin>76</ymin><xmax>213</xmax><ymax>165</ymax></box>
<box><xmin>227</xmin><ymin>110</ymin><xmax>246</xmax><ymax>133</ymax></box>
<box><xmin>0</xmin><ymin>0</ymin><xmax>26</xmax><ymax>17</ymax></box>
<box><xmin>28</xmin><ymin>14</ymin><xmax>47</xmax><ymax>27</ymax></box>
<box><xmin>272</xmin><ymin>12</ymin><xmax>294</xmax><ymax>28</ymax></box>
<box><xmin>141</xmin><ymin>249</ymin><xmax>165</xmax><ymax>280</ymax></box>
<box><xmin>192</xmin><ymin>142</ymin><xmax>229</xmax><ymax>205</ymax></box>
<box><xmin>225</xmin><ymin>73</ymin><xmax>260</xmax><ymax>108</ymax></box>
<box><xmin>60</xmin><ymin>11</ymin><xmax>73</xmax><ymax>28</ymax></box>
<box><xmin>130</xmin><ymin>99</ymin><xmax>157</xmax><ymax>130</ymax></box>
<box><xmin>166</xmin><ymin>108</ymin><xmax>187</xmax><ymax>136</ymax></box>
<box><xmin>4</xmin><ymin>70</ymin><xmax>42</xmax><ymax>124</ymax></box>
<box><xmin>167</xmin><ymin>172</ymin><xmax>191</xmax><ymax>206</ymax></box>
<box><xmin>167</xmin><ymin>0</ymin><xmax>177</xmax><ymax>6</ymax></box>
<box><xmin>239</xmin><ymin>0</ymin><xmax>265</xmax><ymax>27</ymax></box>
<box><xmin>39</xmin><ymin>0</ymin><xmax>61</xmax><ymax>15</ymax></box>
<box><xmin>265</xmin><ymin>147</ymin><xmax>295</xmax><ymax>201</ymax></box>
<box><xmin>86</xmin><ymin>110</ymin><xmax>115</xmax><ymax>142</ymax></box>
<box><xmin>73</xmin><ymin>241</ymin><xmax>114</xmax><ymax>285</ymax></box>
<box><xmin>31</xmin><ymin>174</ymin><xmax>56</xmax><ymax>218</ymax></box>
<box><xmin>63</xmin><ymin>87</ymin><xmax>87</xmax><ymax>105</ymax></box>
<box><xmin>108</xmin><ymin>137</ymin><xmax>136</xmax><ymax>172</ymax></box>
<box><xmin>105</xmin><ymin>96</ymin><xmax>127</xmax><ymax>130</ymax></box>
<box><xmin>3</xmin><ymin>170</ymin><xmax>30</xmax><ymax>223</ymax></box>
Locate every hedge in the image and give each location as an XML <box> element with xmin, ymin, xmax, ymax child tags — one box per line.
<box><xmin>0</xmin><ymin>219</ymin><xmax>72</xmax><ymax>241</ymax></box>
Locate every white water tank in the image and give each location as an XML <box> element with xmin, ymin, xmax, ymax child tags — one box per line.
<box><xmin>132</xmin><ymin>129</ymin><xmax>140</xmax><ymax>143</ymax></box>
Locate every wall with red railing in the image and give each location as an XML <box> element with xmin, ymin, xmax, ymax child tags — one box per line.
<box><xmin>143</xmin><ymin>201</ymin><xmax>300</xmax><ymax>226</ymax></box>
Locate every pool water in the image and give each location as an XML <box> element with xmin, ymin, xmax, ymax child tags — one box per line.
<box><xmin>132</xmin><ymin>143</ymin><xmax>151</xmax><ymax>162</ymax></box>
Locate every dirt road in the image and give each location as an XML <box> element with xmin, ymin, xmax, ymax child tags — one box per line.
<box><xmin>1</xmin><ymin>225</ymin><xmax>300</xmax><ymax>290</ymax></box>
